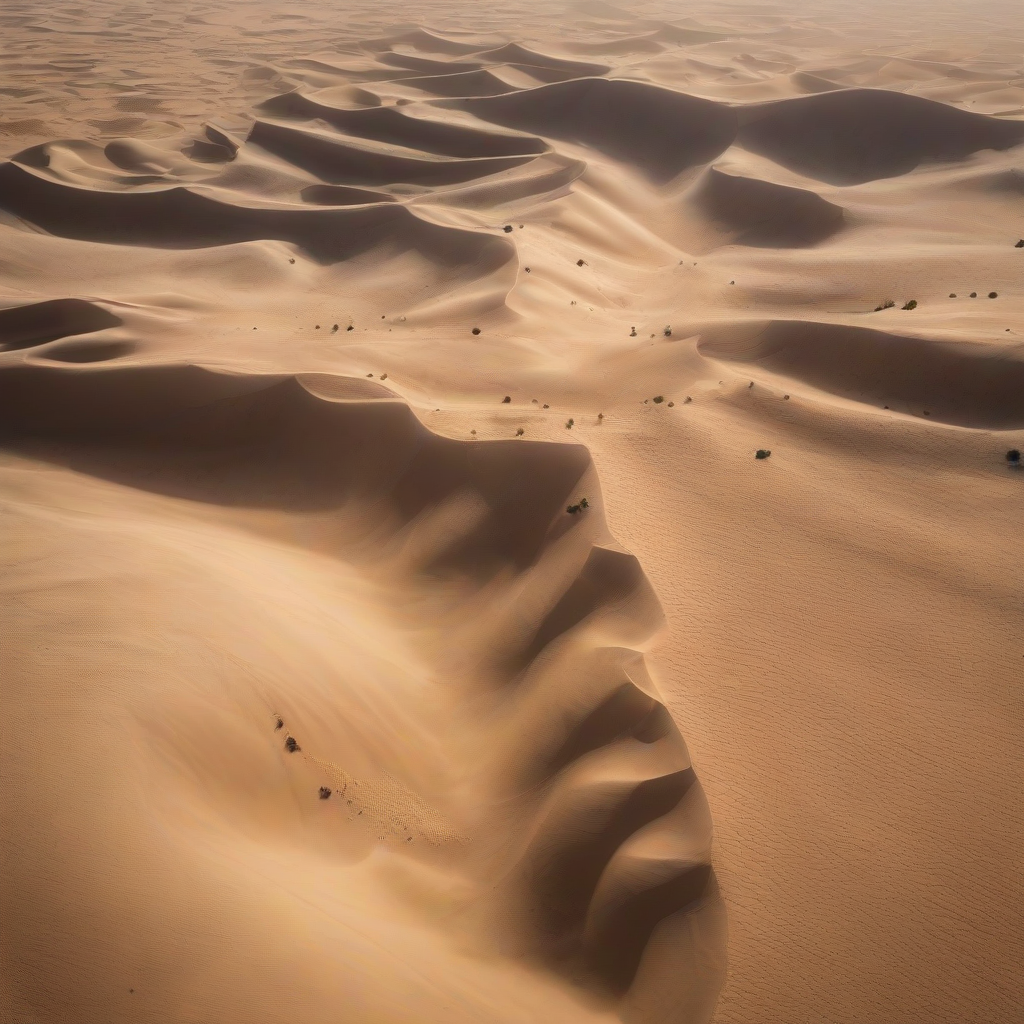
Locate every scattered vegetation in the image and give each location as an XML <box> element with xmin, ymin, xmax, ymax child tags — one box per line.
<box><xmin>577</xmin><ymin>259</ymin><xmax>586</xmax><ymax>266</ymax></box>
<box><xmin>663</xmin><ymin>325</ymin><xmax>672</xmax><ymax>337</ymax></box>
<box><xmin>630</xmin><ymin>326</ymin><xmax>637</xmax><ymax>337</ymax></box>
<box><xmin>949</xmin><ymin>293</ymin><xmax>956</xmax><ymax>298</ymax></box>
<box><xmin>347</xmin><ymin>325</ymin><xmax>354</xmax><ymax>331</ymax></box>
<box><xmin>524</xmin><ymin>267</ymin><xmax>531</xmax><ymax>273</ymax></box>
<box><xmin>989</xmin><ymin>292</ymin><xmax>998</xmax><ymax>299</ymax></box>
<box><xmin>380</xmin><ymin>373</ymin><xmax>387</xmax><ymax>380</ymax></box>
<box><xmin>543</xmin><ymin>403</ymin><xmax>549</xmax><ymax>409</ymax></box>
<box><xmin>667</xmin><ymin>401</ymin><xmax>674</xmax><ymax>407</ymax></box>
<box><xmin>319</xmin><ymin>787</ymin><xmax>332</xmax><ymax>800</ymax></box>
<box><xmin>970</xmin><ymin>292</ymin><xmax>978</xmax><ymax>298</ymax></box>
<box><xmin>332</xmin><ymin>324</ymin><xmax>339</xmax><ymax>332</ymax></box>
<box><xmin>516</xmin><ymin>427</ymin><xmax>524</xmax><ymax>436</ymax></box>
<box><xmin>653</xmin><ymin>395</ymin><xmax>664</xmax><ymax>404</ymax></box>
<box><xmin>566</xmin><ymin>497</ymin><xmax>590</xmax><ymax>515</ymax></box>
<box><xmin>565</xmin><ymin>418</ymin><xmax>574</xmax><ymax>429</ymax></box>
<box><xmin>901</xmin><ymin>300</ymin><xmax>917</xmax><ymax>310</ymax></box>
<box><xmin>275</xmin><ymin>717</ymin><xmax>284</xmax><ymax>731</ymax></box>
<box><xmin>597</xmin><ymin>412</ymin><xmax>604</xmax><ymax>420</ymax></box>
<box><xmin>755</xmin><ymin>449</ymin><xmax>771</xmax><ymax>460</ymax></box>
<box><xmin>289</xmin><ymin>258</ymin><xmax>295</xmax><ymax>264</ymax></box>
<box><xmin>874</xmin><ymin>299</ymin><xmax>896</xmax><ymax>311</ymax></box>
<box><xmin>472</xmin><ymin>327</ymin><xmax>481</xmax><ymax>335</ymax></box>
<box><xmin>285</xmin><ymin>736</ymin><xmax>300</xmax><ymax>753</ymax></box>
<box><xmin>1007</xmin><ymin>449</ymin><xmax>1021</xmax><ymax>464</ymax></box>
<box><xmin>784</xmin><ymin>394</ymin><xmax>790</xmax><ymax>400</ymax></box>
<box><xmin>1016</xmin><ymin>240</ymin><xmax>1024</xmax><ymax>248</ymax></box>
<box><xmin>502</xmin><ymin>395</ymin><xmax>511</xmax><ymax>403</ymax></box>
<box><xmin>503</xmin><ymin>225</ymin><xmax>513</xmax><ymax>233</ymax></box>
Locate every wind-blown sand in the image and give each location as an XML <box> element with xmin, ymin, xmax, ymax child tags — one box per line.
<box><xmin>1</xmin><ymin>1</ymin><xmax>1022</xmax><ymax>1023</ymax></box>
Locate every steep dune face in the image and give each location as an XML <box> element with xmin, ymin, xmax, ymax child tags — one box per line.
<box><xmin>458</xmin><ymin>78</ymin><xmax>738</xmax><ymax>182</ymax></box>
<box><xmin>0</xmin><ymin>362</ymin><xmax>724</xmax><ymax>1023</ymax></box>
<box><xmin>737</xmin><ymin>88</ymin><xmax>1024</xmax><ymax>184</ymax></box>
<box><xmin>687</xmin><ymin>166</ymin><xmax>844</xmax><ymax>247</ymax></box>
<box><xmin>698</xmin><ymin>320</ymin><xmax>1024</xmax><ymax>428</ymax></box>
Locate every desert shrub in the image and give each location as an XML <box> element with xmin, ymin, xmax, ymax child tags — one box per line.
<box><xmin>577</xmin><ymin>259</ymin><xmax>586</xmax><ymax>266</ymax></box>
<box><xmin>319</xmin><ymin>787</ymin><xmax>332</xmax><ymax>799</ymax></box>
<box><xmin>949</xmin><ymin>293</ymin><xmax>956</xmax><ymax>298</ymax></box>
<box><xmin>875</xmin><ymin>299</ymin><xmax>896</xmax><ymax>311</ymax></box>
<box><xmin>901</xmin><ymin>300</ymin><xmax>917</xmax><ymax>310</ymax></box>
<box><xmin>516</xmin><ymin>428</ymin><xmax>524</xmax><ymax>436</ymax></box>
<box><xmin>970</xmin><ymin>292</ymin><xmax>977</xmax><ymax>298</ymax></box>
<box><xmin>1016</xmin><ymin>240</ymin><xmax>1024</xmax><ymax>248</ymax></box>
<box><xmin>285</xmin><ymin>736</ymin><xmax>300</xmax><ymax>752</ymax></box>
<box><xmin>503</xmin><ymin>225</ymin><xmax>513</xmax><ymax>232</ymax></box>
<box><xmin>663</xmin><ymin>326</ymin><xmax>672</xmax><ymax>337</ymax></box>
<box><xmin>755</xmin><ymin>449</ymin><xmax>771</xmax><ymax>460</ymax></box>
<box><xmin>275</xmin><ymin>717</ymin><xmax>284</xmax><ymax>731</ymax></box>
<box><xmin>989</xmin><ymin>292</ymin><xmax>998</xmax><ymax>299</ymax></box>
<box><xmin>565</xmin><ymin>418</ymin><xmax>574</xmax><ymax>429</ymax></box>
<box><xmin>653</xmin><ymin>395</ymin><xmax>664</xmax><ymax>404</ymax></box>
<box><xmin>566</xmin><ymin>498</ymin><xmax>589</xmax><ymax>514</ymax></box>
<box><xmin>1007</xmin><ymin>449</ymin><xmax>1021</xmax><ymax>463</ymax></box>
<box><xmin>472</xmin><ymin>327</ymin><xmax>481</xmax><ymax>335</ymax></box>
<box><xmin>502</xmin><ymin>395</ymin><xmax>511</xmax><ymax>403</ymax></box>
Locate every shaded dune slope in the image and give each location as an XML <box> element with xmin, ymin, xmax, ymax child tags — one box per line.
<box><xmin>688</xmin><ymin>165</ymin><xmax>844</xmax><ymax>246</ymax></box>
<box><xmin>247</xmin><ymin>119</ymin><xmax>535</xmax><ymax>186</ymax></box>
<box><xmin>258</xmin><ymin>91</ymin><xmax>547</xmax><ymax>157</ymax></box>
<box><xmin>0</xmin><ymin>161</ymin><xmax>515</xmax><ymax>268</ymax></box>
<box><xmin>699</xmin><ymin>319</ymin><xmax>1024</xmax><ymax>428</ymax></box>
<box><xmin>456</xmin><ymin>78</ymin><xmax>738</xmax><ymax>183</ymax></box>
<box><xmin>0</xmin><ymin>360</ymin><xmax>725</xmax><ymax>1018</ymax></box>
<box><xmin>737</xmin><ymin>88</ymin><xmax>1024</xmax><ymax>184</ymax></box>
<box><xmin>0</xmin><ymin>297</ymin><xmax>123</xmax><ymax>351</ymax></box>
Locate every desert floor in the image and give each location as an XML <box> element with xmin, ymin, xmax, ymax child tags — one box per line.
<box><xmin>1</xmin><ymin>1</ymin><xmax>1022</xmax><ymax>1022</ymax></box>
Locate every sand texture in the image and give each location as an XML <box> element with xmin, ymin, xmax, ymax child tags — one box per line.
<box><xmin>1</xmin><ymin>1</ymin><xmax>1022</xmax><ymax>1022</ymax></box>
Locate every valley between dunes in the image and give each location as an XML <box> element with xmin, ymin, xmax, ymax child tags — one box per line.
<box><xmin>1</xmin><ymin>1</ymin><xmax>1022</xmax><ymax>1023</ymax></box>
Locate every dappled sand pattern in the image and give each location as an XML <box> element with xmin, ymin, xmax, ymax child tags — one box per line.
<box><xmin>1</xmin><ymin>2</ymin><xmax>1023</xmax><ymax>1023</ymax></box>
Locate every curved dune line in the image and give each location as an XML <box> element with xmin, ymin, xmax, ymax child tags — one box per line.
<box><xmin>0</xmin><ymin>360</ymin><xmax>726</xmax><ymax>1017</ymax></box>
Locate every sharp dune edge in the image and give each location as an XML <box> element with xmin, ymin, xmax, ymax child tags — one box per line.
<box><xmin>1</xmin><ymin>1</ymin><xmax>1022</xmax><ymax>1023</ymax></box>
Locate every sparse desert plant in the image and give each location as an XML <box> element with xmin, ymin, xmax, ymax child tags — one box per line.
<box><xmin>1016</xmin><ymin>239</ymin><xmax>1024</xmax><ymax>248</ymax></box>
<box><xmin>566</xmin><ymin>498</ymin><xmax>589</xmax><ymax>514</ymax></box>
<box><xmin>565</xmin><ymin>418</ymin><xmax>574</xmax><ymax>428</ymax></box>
<box><xmin>516</xmin><ymin>428</ymin><xmax>524</xmax><ymax>436</ymax></box>
<box><xmin>472</xmin><ymin>327</ymin><xmax>481</xmax><ymax>335</ymax></box>
<box><xmin>1007</xmin><ymin>449</ymin><xmax>1021</xmax><ymax>464</ymax></box>
<box><xmin>667</xmin><ymin>401</ymin><xmax>674</xmax><ymax>407</ymax></box>
<box><xmin>902</xmin><ymin>300</ymin><xmax>917</xmax><ymax>310</ymax></box>
<box><xmin>503</xmin><ymin>225</ymin><xmax>513</xmax><ymax>232</ymax></box>
<box><xmin>502</xmin><ymin>395</ymin><xmax>511</xmax><ymax>403</ymax></box>
<box><xmin>663</xmin><ymin>326</ymin><xmax>672</xmax><ymax>336</ymax></box>
<box><xmin>755</xmin><ymin>449</ymin><xmax>771</xmax><ymax>460</ymax></box>
<box><xmin>275</xmin><ymin>717</ymin><xmax>284</xmax><ymax>731</ymax></box>
<box><xmin>949</xmin><ymin>293</ymin><xmax>956</xmax><ymax>298</ymax></box>
<box><xmin>285</xmin><ymin>736</ymin><xmax>300</xmax><ymax>752</ymax></box>
<box><xmin>332</xmin><ymin>324</ymin><xmax>339</xmax><ymax>332</ymax></box>
<box><xmin>347</xmin><ymin>324</ymin><xmax>354</xmax><ymax>331</ymax></box>
<box><xmin>319</xmin><ymin>787</ymin><xmax>332</xmax><ymax>799</ymax></box>
<box><xmin>576</xmin><ymin>259</ymin><xmax>586</xmax><ymax>266</ymax></box>
<box><xmin>579</xmin><ymin>497</ymin><xmax>589</xmax><ymax>509</ymax></box>
<box><xmin>653</xmin><ymin>395</ymin><xmax>664</xmax><ymax>404</ymax></box>
<box><xmin>597</xmin><ymin>412</ymin><xmax>604</xmax><ymax>419</ymax></box>
<box><xmin>630</xmin><ymin>326</ymin><xmax>637</xmax><ymax>337</ymax></box>
<box><xmin>875</xmin><ymin>299</ymin><xmax>896</xmax><ymax>311</ymax></box>
<box><xmin>989</xmin><ymin>292</ymin><xmax>998</xmax><ymax>299</ymax></box>
<box><xmin>970</xmin><ymin>292</ymin><xmax>978</xmax><ymax>298</ymax></box>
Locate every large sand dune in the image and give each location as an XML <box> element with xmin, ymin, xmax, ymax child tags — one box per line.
<box><xmin>1</xmin><ymin>1</ymin><xmax>1022</xmax><ymax>1023</ymax></box>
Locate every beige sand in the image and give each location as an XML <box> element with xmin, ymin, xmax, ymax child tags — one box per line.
<box><xmin>1</xmin><ymin>1</ymin><xmax>1022</xmax><ymax>1022</ymax></box>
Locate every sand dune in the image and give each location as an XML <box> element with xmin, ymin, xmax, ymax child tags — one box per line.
<box><xmin>1</xmin><ymin>2</ymin><xmax>1022</xmax><ymax>1023</ymax></box>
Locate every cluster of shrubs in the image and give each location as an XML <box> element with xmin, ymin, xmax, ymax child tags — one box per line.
<box><xmin>566</xmin><ymin>497</ymin><xmax>590</xmax><ymax>515</ymax></box>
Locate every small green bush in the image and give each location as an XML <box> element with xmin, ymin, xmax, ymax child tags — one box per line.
<box><xmin>875</xmin><ymin>299</ymin><xmax>896</xmax><ymax>311</ymax></box>
<box><xmin>653</xmin><ymin>395</ymin><xmax>664</xmax><ymax>404</ymax></box>
<box><xmin>566</xmin><ymin>418</ymin><xmax>574</xmax><ymax>429</ymax></box>
<box><xmin>285</xmin><ymin>736</ymin><xmax>300</xmax><ymax>753</ymax></box>
<box><xmin>901</xmin><ymin>300</ymin><xmax>917</xmax><ymax>310</ymax></box>
<box><xmin>755</xmin><ymin>449</ymin><xmax>771</xmax><ymax>460</ymax></box>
